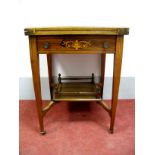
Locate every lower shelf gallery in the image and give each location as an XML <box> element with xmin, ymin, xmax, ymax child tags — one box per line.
<box><xmin>52</xmin><ymin>73</ymin><xmax>102</xmax><ymax>102</ymax></box>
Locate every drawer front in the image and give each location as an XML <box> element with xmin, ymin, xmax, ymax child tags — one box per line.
<box><xmin>37</xmin><ymin>35</ymin><xmax>116</xmax><ymax>53</ymax></box>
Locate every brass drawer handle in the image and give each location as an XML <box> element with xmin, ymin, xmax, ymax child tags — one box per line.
<box><xmin>60</xmin><ymin>40</ymin><xmax>91</xmax><ymax>50</ymax></box>
<box><xmin>44</xmin><ymin>42</ymin><xmax>49</xmax><ymax>49</ymax></box>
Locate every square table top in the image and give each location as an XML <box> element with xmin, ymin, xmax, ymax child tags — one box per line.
<box><xmin>24</xmin><ymin>27</ymin><xmax>129</xmax><ymax>36</ymax></box>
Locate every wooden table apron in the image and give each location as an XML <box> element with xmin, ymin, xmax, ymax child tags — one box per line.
<box><xmin>25</xmin><ymin>27</ymin><xmax>129</xmax><ymax>135</ymax></box>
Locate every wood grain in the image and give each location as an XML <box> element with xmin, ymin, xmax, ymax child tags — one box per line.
<box><xmin>47</xmin><ymin>54</ymin><xmax>53</xmax><ymax>100</ymax></box>
<box><xmin>110</xmin><ymin>35</ymin><xmax>124</xmax><ymax>133</ymax></box>
<box><xmin>37</xmin><ymin>35</ymin><xmax>116</xmax><ymax>54</ymax></box>
<box><xmin>97</xmin><ymin>100</ymin><xmax>111</xmax><ymax>114</ymax></box>
<box><xmin>24</xmin><ymin>27</ymin><xmax>129</xmax><ymax>35</ymax></box>
<box><xmin>29</xmin><ymin>36</ymin><xmax>46</xmax><ymax>135</ymax></box>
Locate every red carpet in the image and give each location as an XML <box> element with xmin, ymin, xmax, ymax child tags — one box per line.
<box><xmin>19</xmin><ymin>100</ymin><xmax>135</xmax><ymax>155</ymax></box>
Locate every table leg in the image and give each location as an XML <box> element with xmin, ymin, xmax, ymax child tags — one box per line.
<box><xmin>29</xmin><ymin>36</ymin><xmax>46</xmax><ymax>135</ymax></box>
<box><xmin>110</xmin><ymin>36</ymin><xmax>124</xmax><ymax>133</ymax></box>
<box><xmin>47</xmin><ymin>54</ymin><xmax>53</xmax><ymax>100</ymax></box>
<box><xmin>101</xmin><ymin>53</ymin><xmax>106</xmax><ymax>98</ymax></box>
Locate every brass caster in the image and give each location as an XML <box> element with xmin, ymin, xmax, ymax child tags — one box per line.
<box><xmin>109</xmin><ymin>129</ymin><xmax>114</xmax><ymax>134</ymax></box>
<box><xmin>40</xmin><ymin>131</ymin><xmax>46</xmax><ymax>135</ymax></box>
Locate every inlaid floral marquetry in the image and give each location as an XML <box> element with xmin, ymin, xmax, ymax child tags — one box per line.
<box><xmin>60</xmin><ymin>40</ymin><xmax>91</xmax><ymax>50</ymax></box>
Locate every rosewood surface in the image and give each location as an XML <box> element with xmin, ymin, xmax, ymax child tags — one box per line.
<box><xmin>25</xmin><ymin>27</ymin><xmax>129</xmax><ymax>135</ymax></box>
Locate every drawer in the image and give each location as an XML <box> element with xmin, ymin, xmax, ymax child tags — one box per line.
<box><xmin>36</xmin><ymin>35</ymin><xmax>116</xmax><ymax>54</ymax></box>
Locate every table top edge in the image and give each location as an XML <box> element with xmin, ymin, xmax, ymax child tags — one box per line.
<box><xmin>24</xmin><ymin>27</ymin><xmax>129</xmax><ymax>36</ymax></box>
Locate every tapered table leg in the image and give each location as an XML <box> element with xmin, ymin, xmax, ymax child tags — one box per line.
<box><xmin>110</xmin><ymin>36</ymin><xmax>124</xmax><ymax>133</ymax></box>
<box><xmin>47</xmin><ymin>54</ymin><xmax>53</xmax><ymax>100</ymax></box>
<box><xmin>29</xmin><ymin>36</ymin><xmax>46</xmax><ymax>135</ymax></box>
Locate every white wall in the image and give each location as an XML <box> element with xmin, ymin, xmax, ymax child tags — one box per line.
<box><xmin>19</xmin><ymin>77</ymin><xmax>135</xmax><ymax>100</ymax></box>
<box><xmin>18</xmin><ymin>0</ymin><xmax>135</xmax><ymax>78</ymax></box>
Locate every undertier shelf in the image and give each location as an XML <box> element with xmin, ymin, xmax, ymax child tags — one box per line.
<box><xmin>53</xmin><ymin>82</ymin><xmax>102</xmax><ymax>101</ymax></box>
<box><xmin>52</xmin><ymin>74</ymin><xmax>102</xmax><ymax>102</ymax></box>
